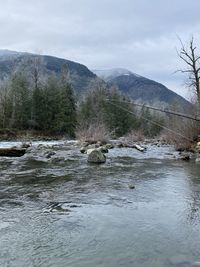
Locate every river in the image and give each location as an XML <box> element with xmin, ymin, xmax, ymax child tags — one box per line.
<box><xmin>0</xmin><ymin>141</ymin><xmax>200</xmax><ymax>267</ymax></box>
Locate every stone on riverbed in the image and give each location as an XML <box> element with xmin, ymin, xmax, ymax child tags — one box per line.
<box><xmin>86</xmin><ymin>146</ymin><xmax>108</xmax><ymax>155</ymax></box>
<box><xmin>87</xmin><ymin>149</ymin><xmax>106</xmax><ymax>164</ymax></box>
<box><xmin>80</xmin><ymin>147</ymin><xmax>87</xmax><ymax>154</ymax></box>
<box><xmin>81</xmin><ymin>144</ymin><xmax>100</xmax><ymax>154</ymax></box>
<box><xmin>105</xmin><ymin>143</ymin><xmax>114</xmax><ymax>149</ymax></box>
<box><xmin>99</xmin><ymin>146</ymin><xmax>109</xmax><ymax>153</ymax></box>
<box><xmin>45</xmin><ymin>151</ymin><xmax>56</xmax><ymax>158</ymax></box>
<box><xmin>179</xmin><ymin>152</ymin><xmax>191</xmax><ymax>161</ymax></box>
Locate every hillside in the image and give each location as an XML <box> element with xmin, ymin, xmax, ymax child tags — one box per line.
<box><xmin>0</xmin><ymin>52</ymin><xmax>191</xmax><ymax>110</ymax></box>
<box><xmin>93</xmin><ymin>68</ymin><xmax>191</xmax><ymax>110</ymax></box>
<box><xmin>0</xmin><ymin>50</ymin><xmax>97</xmax><ymax>96</ymax></box>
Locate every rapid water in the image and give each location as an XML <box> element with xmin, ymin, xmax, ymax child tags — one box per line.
<box><xmin>0</xmin><ymin>141</ymin><xmax>200</xmax><ymax>267</ymax></box>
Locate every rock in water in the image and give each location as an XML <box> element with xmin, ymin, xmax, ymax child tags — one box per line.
<box><xmin>179</xmin><ymin>152</ymin><xmax>191</xmax><ymax>161</ymax></box>
<box><xmin>105</xmin><ymin>143</ymin><xmax>114</xmax><ymax>149</ymax></box>
<box><xmin>99</xmin><ymin>146</ymin><xmax>109</xmax><ymax>153</ymax></box>
<box><xmin>87</xmin><ymin>149</ymin><xmax>106</xmax><ymax>164</ymax></box>
<box><xmin>80</xmin><ymin>147</ymin><xmax>87</xmax><ymax>154</ymax></box>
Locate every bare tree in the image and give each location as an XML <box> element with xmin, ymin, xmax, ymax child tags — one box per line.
<box><xmin>178</xmin><ymin>37</ymin><xmax>200</xmax><ymax>105</ymax></box>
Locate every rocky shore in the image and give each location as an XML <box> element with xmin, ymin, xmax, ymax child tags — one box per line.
<box><xmin>0</xmin><ymin>138</ymin><xmax>200</xmax><ymax>164</ymax></box>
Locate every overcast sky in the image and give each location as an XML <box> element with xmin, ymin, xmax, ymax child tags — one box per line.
<box><xmin>1</xmin><ymin>0</ymin><xmax>200</xmax><ymax>99</ymax></box>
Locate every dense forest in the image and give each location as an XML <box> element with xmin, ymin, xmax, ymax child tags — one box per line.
<box><xmin>0</xmin><ymin>69</ymin><xmax>164</xmax><ymax>139</ymax></box>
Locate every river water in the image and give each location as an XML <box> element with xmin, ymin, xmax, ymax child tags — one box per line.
<box><xmin>0</xmin><ymin>141</ymin><xmax>200</xmax><ymax>267</ymax></box>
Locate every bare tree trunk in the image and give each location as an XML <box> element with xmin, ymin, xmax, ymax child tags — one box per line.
<box><xmin>178</xmin><ymin>37</ymin><xmax>200</xmax><ymax>106</ymax></box>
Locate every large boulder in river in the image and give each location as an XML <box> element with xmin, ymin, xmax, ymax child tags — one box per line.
<box><xmin>87</xmin><ymin>149</ymin><xmax>106</xmax><ymax>164</ymax></box>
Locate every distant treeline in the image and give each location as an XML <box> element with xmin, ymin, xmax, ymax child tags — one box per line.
<box><xmin>0</xmin><ymin>71</ymin><xmax>164</xmax><ymax>139</ymax></box>
<box><xmin>77</xmin><ymin>83</ymin><xmax>164</xmax><ymax>138</ymax></box>
<box><xmin>0</xmin><ymin>72</ymin><xmax>76</xmax><ymax>137</ymax></box>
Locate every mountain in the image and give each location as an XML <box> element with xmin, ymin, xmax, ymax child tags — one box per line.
<box><xmin>0</xmin><ymin>51</ymin><xmax>191</xmax><ymax>109</ymax></box>
<box><xmin>0</xmin><ymin>50</ymin><xmax>97</xmax><ymax>96</ymax></box>
<box><xmin>93</xmin><ymin>68</ymin><xmax>191</xmax><ymax>109</ymax></box>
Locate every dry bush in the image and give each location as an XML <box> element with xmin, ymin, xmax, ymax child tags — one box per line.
<box><xmin>75</xmin><ymin>122</ymin><xmax>110</xmax><ymax>143</ymax></box>
<box><xmin>125</xmin><ymin>129</ymin><xmax>145</xmax><ymax>143</ymax></box>
<box><xmin>161</xmin><ymin>118</ymin><xmax>200</xmax><ymax>151</ymax></box>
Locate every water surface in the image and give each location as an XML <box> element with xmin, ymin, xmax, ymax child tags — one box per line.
<box><xmin>0</xmin><ymin>141</ymin><xmax>200</xmax><ymax>267</ymax></box>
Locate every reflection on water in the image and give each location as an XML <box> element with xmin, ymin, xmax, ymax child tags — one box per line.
<box><xmin>0</xmin><ymin>141</ymin><xmax>200</xmax><ymax>267</ymax></box>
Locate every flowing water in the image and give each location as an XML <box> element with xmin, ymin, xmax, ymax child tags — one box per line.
<box><xmin>0</xmin><ymin>141</ymin><xmax>200</xmax><ymax>267</ymax></box>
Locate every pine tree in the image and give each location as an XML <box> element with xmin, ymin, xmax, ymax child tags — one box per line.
<box><xmin>78</xmin><ymin>84</ymin><xmax>138</xmax><ymax>137</ymax></box>
<box><xmin>54</xmin><ymin>79</ymin><xmax>77</xmax><ymax>136</ymax></box>
<box><xmin>9</xmin><ymin>73</ymin><xmax>31</xmax><ymax>129</ymax></box>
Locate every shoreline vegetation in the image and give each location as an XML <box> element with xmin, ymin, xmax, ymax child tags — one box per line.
<box><xmin>0</xmin><ymin>127</ymin><xmax>199</xmax><ymax>155</ymax></box>
<box><xmin>0</xmin><ymin>67</ymin><xmax>199</xmax><ymax>152</ymax></box>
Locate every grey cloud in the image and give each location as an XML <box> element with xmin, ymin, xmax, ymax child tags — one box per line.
<box><xmin>0</xmin><ymin>0</ymin><xmax>200</xmax><ymax>98</ymax></box>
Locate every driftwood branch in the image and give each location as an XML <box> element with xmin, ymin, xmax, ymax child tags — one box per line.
<box><xmin>0</xmin><ymin>148</ymin><xmax>26</xmax><ymax>157</ymax></box>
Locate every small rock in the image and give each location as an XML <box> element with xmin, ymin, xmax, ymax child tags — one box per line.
<box><xmin>80</xmin><ymin>147</ymin><xmax>87</xmax><ymax>154</ymax></box>
<box><xmin>87</xmin><ymin>144</ymin><xmax>97</xmax><ymax>150</ymax></box>
<box><xmin>21</xmin><ymin>142</ymin><xmax>32</xmax><ymax>149</ymax></box>
<box><xmin>81</xmin><ymin>141</ymin><xmax>89</xmax><ymax>147</ymax></box>
<box><xmin>87</xmin><ymin>149</ymin><xmax>106</xmax><ymax>164</ymax></box>
<box><xmin>129</xmin><ymin>185</ymin><xmax>135</xmax><ymax>189</ymax></box>
<box><xmin>105</xmin><ymin>143</ymin><xmax>114</xmax><ymax>149</ymax></box>
<box><xmin>99</xmin><ymin>146</ymin><xmax>109</xmax><ymax>153</ymax></box>
<box><xmin>97</xmin><ymin>140</ymin><xmax>106</xmax><ymax>146</ymax></box>
<box><xmin>45</xmin><ymin>151</ymin><xmax>56</xmax><ymax>158</ymax></box>
<box><xmin>179</xmin><ymin>152</ymin><xmax>191</xmax><ymax>161</ymax></box>
<box><xmin>51</xmin><ymin>157</ymin><xmax>65</xmax><ymax>163</ymax></box>
<box><xmin>116</xmin><ymin>143</ymin><xmax>124</xmax><ymax>148</ymax></box>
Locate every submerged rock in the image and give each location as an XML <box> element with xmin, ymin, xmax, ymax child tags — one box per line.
<box><xmin>45</xmin><ymin>151</ymin><xmax>56</xmax><ymax>158</ymax></box>
<box><xmin>105</xmin><ymin>143</ymin><xmax>114</xmax><ymax>149</ymax></box>
<box><xmin>87</xmin><ymin>149</ymin><xmax>106</xmax><ymax>164</ymax></box>
<box><xmin>51</xmin><ymin>157</ymin><xmax>65</xmax><ymax>164</ymax></box>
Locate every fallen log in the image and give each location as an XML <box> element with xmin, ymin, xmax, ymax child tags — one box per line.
<box><xmin>0</xmin><ymin>148</ymin><xmax>26</xmax><ymax>157</ymax></box>
<box><xmin>133</xmin><ymin>144</ymin><xmax>146</xmax><ymax>152</ymax></box>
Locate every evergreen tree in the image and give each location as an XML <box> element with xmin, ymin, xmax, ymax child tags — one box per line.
<box><xmin>9</xmin><ymin>73</ymin><xmax>31</xmax><ymax>129</ymax></box>
<box><xmin>78</xmin><ymin>84</ymin><xmax>138</xmax><ymax>137</ymax></box>
<box><xmin>105</xmin><ymin>88</ymin><xmax>138</xmax><ymax>136</ymax></box>
<box><xmin>54</xmin><ymin>79</ymin><xmax>77</xmax><ymax>136</ymax></box>
<box><xmin>32</xmin><ymin>85</ymin><xmax>45</xmax><ymax>130</ymax></box>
